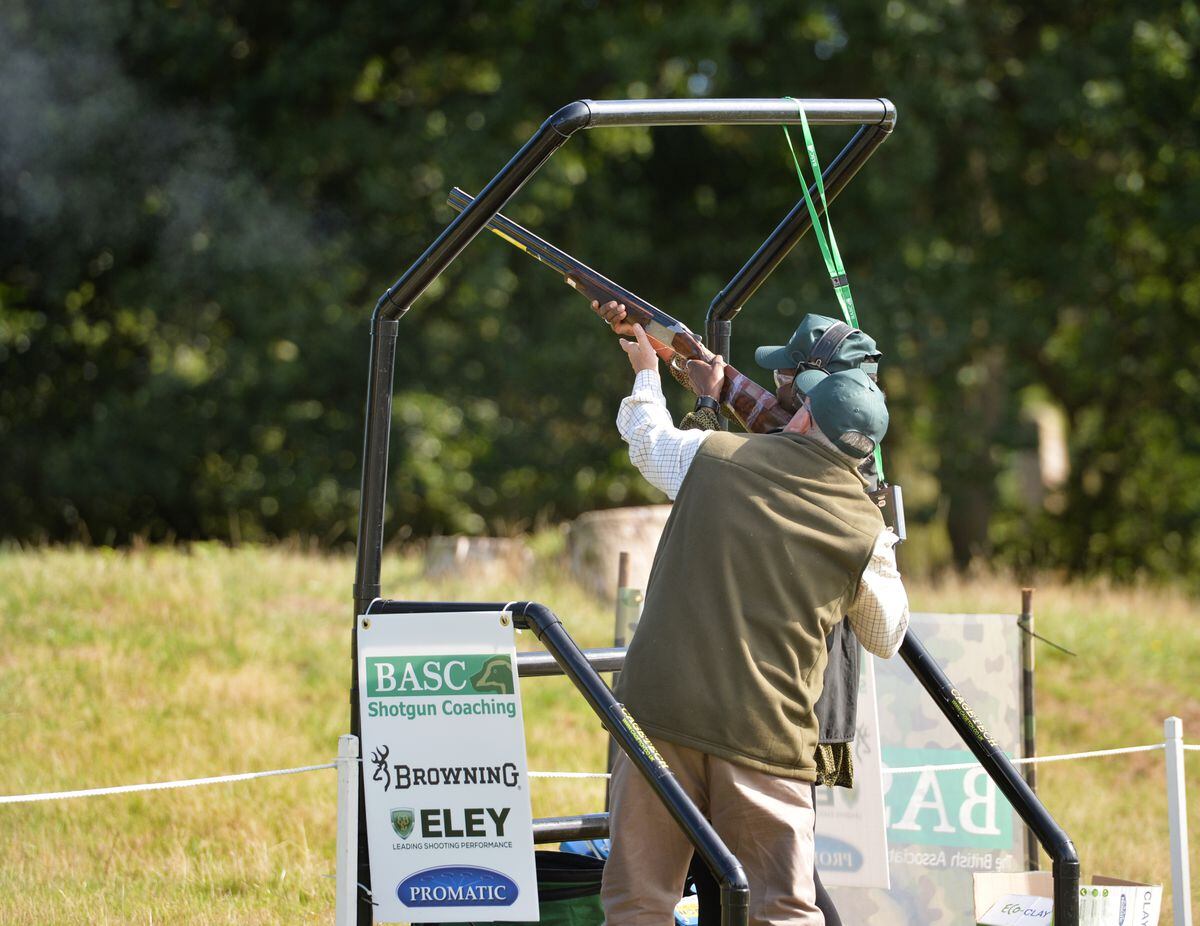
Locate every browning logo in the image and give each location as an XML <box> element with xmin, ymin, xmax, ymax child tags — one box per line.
<box><xmin>371</xmin><ymin>745</ymin><xmax>392</xmax><ymax>790</ymax></box>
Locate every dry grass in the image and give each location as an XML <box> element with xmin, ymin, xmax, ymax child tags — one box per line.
<box><xmin>0</xmin><ymin>544</ymin><xmax>1196</xmax><ymax>923</ymax></box>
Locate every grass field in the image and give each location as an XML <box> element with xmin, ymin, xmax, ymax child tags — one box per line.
<box><xmin>0</xmin><ymin>543</ymin><xmax>1197</xmax><ymax>924</ymax></box>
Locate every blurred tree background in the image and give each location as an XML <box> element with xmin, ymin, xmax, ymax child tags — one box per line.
<box><xmin>1</xmin><ymin>0</ymin><xmax>1197</xmax><ymax>581</ymax></box>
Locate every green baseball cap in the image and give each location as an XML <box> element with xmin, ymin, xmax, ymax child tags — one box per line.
<box><xmin>754</xmin><ymin>313</ymin><xmax>880</xmax><ymax>373</ymax></box>
<box><xmin>801</xmin><ymin>368</ymin><xmax>889</xmax><ymax>458</ymax></box>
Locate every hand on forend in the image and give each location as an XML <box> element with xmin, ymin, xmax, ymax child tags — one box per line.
<box><xmin>591</xmin><ymin>298</ymin><xmax>640</xmax><ymax>336</ymax></box>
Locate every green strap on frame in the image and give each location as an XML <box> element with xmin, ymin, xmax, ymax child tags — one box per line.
<box><xmin>781</xmin><ymin>98</ymin><xmax>885</xmax><ymax>480</ymax></box>
<box><xmin>781</xmin><ymin>98</ymin><xmax>858</xmax><ymax>328</ymax></box>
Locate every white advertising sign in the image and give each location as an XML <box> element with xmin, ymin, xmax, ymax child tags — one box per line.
<box><xmin>815</xmin><ymin>655</ymin><xmax>891</xmax><ymax>889</ymax></box>
<box><xmin>357</xmin><ymin>611</ymin><xmax>539</xmax><ymax>923</ymax></box>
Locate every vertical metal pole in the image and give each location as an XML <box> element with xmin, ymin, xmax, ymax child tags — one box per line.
<box><xmin>615</xmin><ymin>551</ymin><xmax>632</xmax><ymax>649</ymax></box>
<box><xmin>351</xmin><ymin>317</ymin><xmax>399</xmax><ymax>923</ymax></box>
<box><xmin>1165</xmin><ymin>717</ymin><xmax>1193</xmax><ymax>926</ymax></box>
<box><xmin>353</xmin><ymin>318</ymin><xmax>400</xmax><ymax>614</ymax></box>
<box><xmin>1020</xmin><ymin>587</ymin><xmax>1039</xmax><ymax>870</ymax></box>
<box><xmin>614</xmin><ymin>576</ymin><xmax>644</xmax><ymax>667</ymax></box>
<box><xmin>711</xmin><ymin>320</ymin><xmax>733</xmax><ymax>430</ymax></box>
<box><xmin>335</xmin><ymin>734</ymin><xmax>361</xmax><ymax>926</ymax></box>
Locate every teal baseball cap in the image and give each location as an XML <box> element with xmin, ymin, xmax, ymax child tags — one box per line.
<box><xmin>755</xmin><ymin>313</ymin><xmax>880</xmax><ymax>373</ymax></box>
<box><xmin>801</xmin><ymin>368</ymin><xmax>889</xmax><ymax>458</ymax></box>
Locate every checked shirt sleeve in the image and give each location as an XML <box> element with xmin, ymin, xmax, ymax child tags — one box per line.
<box><xmin>617</xmin><ymin>369</ymin><xmax>711</xmax><ymax>500</ymax></box>
<box><xmin>846</xmin><ymin>528</ymin><xmax>910</xmax><ymax>658</ymax></box>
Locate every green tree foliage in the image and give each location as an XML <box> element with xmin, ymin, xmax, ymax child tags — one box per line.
<box><xmin>1</xmin><ymin>1</ymin><xmax>1197</xmax><ymax>580</ymax></box>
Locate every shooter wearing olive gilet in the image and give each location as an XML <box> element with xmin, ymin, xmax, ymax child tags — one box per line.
<box><xmin>617</xmin><ymin>430</ymin><xmax>883</xmax><ymax>781</ymax></box>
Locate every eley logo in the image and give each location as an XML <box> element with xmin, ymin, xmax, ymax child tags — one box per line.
<box><xmin>386</xmin><ymin>806</ymin><xmax>512</xmax><ymax>841</ymax></box>
<box><xmin>366</xmin><ymin>654</ymin><xmax>514</xmax><ymax>697</ymax></box>
<box><xmin>416</xmin><ymin>806</ymin><xmax>512</xmax><ymax>839</ymax></box>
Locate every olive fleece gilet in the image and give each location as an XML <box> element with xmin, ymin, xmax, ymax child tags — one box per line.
<box><xmin>617</xmin><ymin>430</ymin><xmax>883</xmax><ymax>780</ymax></box>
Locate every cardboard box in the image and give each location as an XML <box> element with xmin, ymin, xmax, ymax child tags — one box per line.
<box><xmin>974</xmin><ymin>872</ymin><xmax>1162</xmax><ymax>926</ymax></box>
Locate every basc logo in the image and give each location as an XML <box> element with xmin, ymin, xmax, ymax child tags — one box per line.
<box><xmin>366</xmin><ymin>654</ymin><xmax>515</xmax><ymax>697</ymax></box>
<box><xmin>398</xmin><ymin>866</ymin><xmax>519</xmax><ymax>908</ymax></box>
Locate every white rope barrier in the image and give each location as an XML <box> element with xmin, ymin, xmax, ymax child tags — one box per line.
<box><xmin>527</xmin><ymin>743</ymin><xmax>1177</xmax><ymax>782</ymax></box>
<box><xmin>0</xmin><ymin>762</ymin><xmax>335</xmax><ymax>805</ymax></box>
<box><xmin>885</xmin><ymin>743</ymin><xmax>1166</xmax><ymax>775</ymax></box>
<box><xmin>1</xmin><ymin>740</ymin><xmax>1192</xmax><ymax>804</ymax></box>
<box><xmin>531</xmin><ymin>743</ymin><xmax>1182</xmax><ymax>781</ymax></box>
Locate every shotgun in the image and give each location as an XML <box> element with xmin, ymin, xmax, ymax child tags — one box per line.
<box><xmin>448</xmin><ymin>187</ymin><xmax>711</xmax><ymax>361</ymax></box>
<box><xmin>443</xmin><ymin>192</ymin><xmax>916</xmax><ymax>569</ymax></box>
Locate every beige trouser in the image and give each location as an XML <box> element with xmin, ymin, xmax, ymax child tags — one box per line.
<box><xmin>601</xmin><ymin>738</ymin><xmax>821</xmax><ymax>926</ymax></box>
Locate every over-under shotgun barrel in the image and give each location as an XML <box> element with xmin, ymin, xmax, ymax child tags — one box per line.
<box><xmin>447</xmin><ymin>187</ymin><xmax>709</xmax><ymax>360</ymax></box>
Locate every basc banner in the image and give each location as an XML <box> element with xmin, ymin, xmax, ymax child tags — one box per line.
<box><xmin>357</xmin><ymin>611</ymin><xmax>539</xmax><ymax>923</ymax></box>
<box><xmin>827</xmin><ymin>612</ymin><xmax>1028</xmax><ymax>925</ymax></box>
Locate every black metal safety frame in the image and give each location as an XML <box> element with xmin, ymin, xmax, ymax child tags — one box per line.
<box><xmin>351</xmin><ymin>98</ymin><xmax>1079</xmax><ymax>925</ymax></box>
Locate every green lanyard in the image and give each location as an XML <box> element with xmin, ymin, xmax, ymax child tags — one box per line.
<box><xmin>781</xmin><ymin>98</ymin><xmax>886</xmax><ymax>480</ymax></box>
<box><xmin>781</xmin><ymin>98</ymin><xmax>858</xmax><ymax>328</ymax></box>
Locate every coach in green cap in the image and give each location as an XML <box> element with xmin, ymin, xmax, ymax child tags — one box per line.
<box><xmin>601</xmin><ymin>323</ymin><xmax>909</xmax><ymax>926</ymax></box>
<box><xmin>755</xmin><ymin>312</ymin><xmax>881</xmax><ymax>377</ymax></box>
